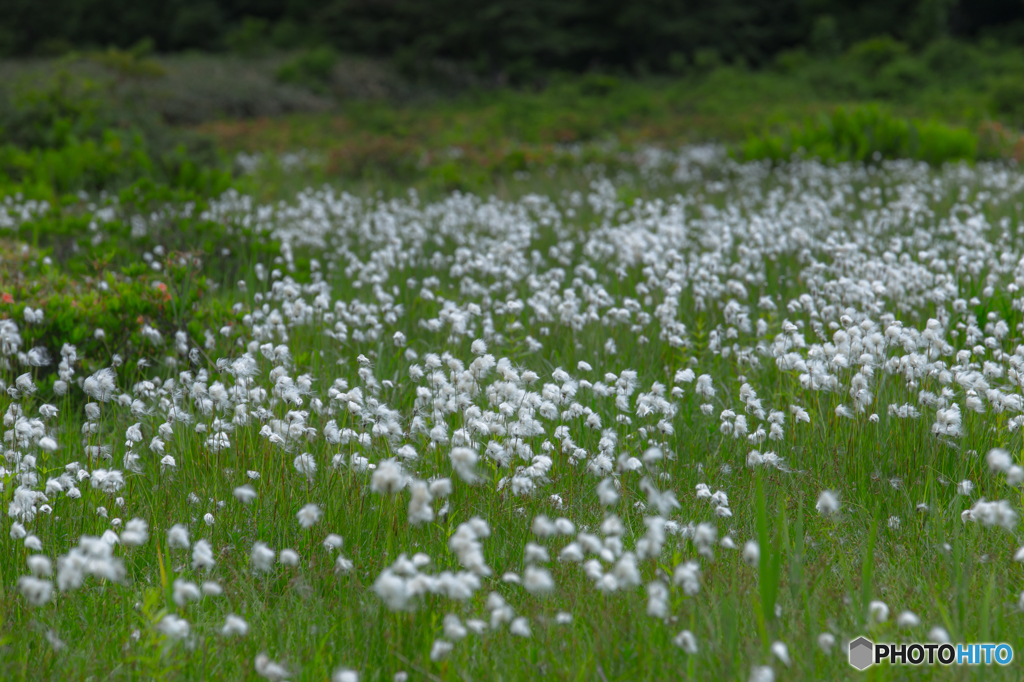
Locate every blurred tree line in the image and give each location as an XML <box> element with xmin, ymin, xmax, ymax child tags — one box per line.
<box><xmin>2</xmin><ymin>0</ymin><xmax>1024</xmax><ymax>77</ymax></box>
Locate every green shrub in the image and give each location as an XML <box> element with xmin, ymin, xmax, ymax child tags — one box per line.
<box><xmin>0</xmin><ymin>176</ymin><xmax>278</xmax><ymax>376</ymax></box>
<box><xmin>667</xmin><ymin>51</ymin><xmax>689</xmax><ymax>74</ymax></box>
<box><xmin>0</xmin><ymin>133</ymin><xmax>231</xmax><ymax>200</ymax></box>
<box><xmin>270</xmin><ymin>20</ymin><xmax>304</xmax><ymax>49</ymax></box>
<box><xmin>0</xmin><ymin>67</ymin><xmax>231</xmax><ymax>198</ymax></box>
<box><xmin>0</xmin><ymin>131</ymin><xmax>147</xmax><ymax>196</ymax></box>
<box><xmin>225</xmin><ymin>17</ymin><xmax>271</xmax><ymax>55</ymax></box>
<box><xmin>739</xmin><ymin>105</ymin><xmax>977</xmax><ymax>165</ymax></box>
<box><xmin>874</xmin><ymin>57</ymin><xmax>930</xmax><ymax>97</ymax></box>
<box><xmin>276</xmin><ymin>47</ymin><xmax>338</xmax><ymax>93</ymax></box>
<box><xmin>0</xmin><ymin>240</ymin><xmax>208</xmax><ymax>382</ymax></box>
<box><xmin>989</xmin><ymin>76</ymin><xmax>1024</xmax><ymax>120</ymax></box>
<box><xmin>773</xmin><ymin>49</ymin><xmax>811</xmax><ymax>74</ymax></box>
<box><xmin>922</xmin><ymin>38</ymin><xmax>980</xmax><ymax>79</ymax></box>
<box><xmin>845</xmin><ymin>36</ymin><xmax>908</xmax><ymax>75</ymax></box>
<box><xmin>577</xmin><ymin>74</ymin><xmax>620</xmax><ymax>97</ymax></box>
<box><xmin>809</xmin><ymin>15</ymin><xmax>842</xmax><ymax>56</ymax></box>
<box><xmin>693</xmin><ymin>48</ymin><xmax>723</xmax><ymax>72</ymax></box>
<box><xmin>86</xmin><ymin>39</ymin><xmax>166</xmax><ymax>80</ymax></box>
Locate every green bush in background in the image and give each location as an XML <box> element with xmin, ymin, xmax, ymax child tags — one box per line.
<box><xmin>740</xmin><ymin>105</ymin><xmax>978</xmax><ymax>165</ymax></box>
<box><xmin>0</xmin><ymin>64</ymin><xmax>231</xmax><ymax>199</ymax></box>
<box><xmin>276</xmin><ymin>47</ymin><xmax>338</xmax><ymax>94</ymax></box>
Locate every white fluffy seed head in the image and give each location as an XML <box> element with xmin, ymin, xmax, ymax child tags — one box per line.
<box><xmin>815</xmin><ymin>490</ymin><xmax>840</xmax><ymax>516</ymax></box>
<box><xmin>896</xmin><ymin>610</ymin><xmax>920</xmax><ymax>629</ymax></box>
<box><xmin>743</xmin><ymin>540</ymin><xmax>760</xmax><ymax>567</ymax></box>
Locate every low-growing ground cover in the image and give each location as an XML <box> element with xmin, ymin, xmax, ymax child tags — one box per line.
<box><xmin>4</xmin><ymin>143</ymin><xmax>1024</xmax><ymax>681</ymax></box>
<box><xmin>11</xmin><ymin>41</ymin><xmax>1024</xmax><ymax>201</ymax></box>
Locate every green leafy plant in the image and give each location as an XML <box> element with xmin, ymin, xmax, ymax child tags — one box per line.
<box><xmin>739</xmin><ymin>105</ymin><xmax>978</xmax><ymax>165</ymax></box>
<box><xmin>225</xmin><ymin>17</ymin><xmax>271</xmax><ymax>56</ymax></box>
<box><xmin>0</xmin><ymin>69</ymin><xmax>231</xmax><ymax>199</ymax></box>
<box><xmin>988</xmin><ymin>76</ymin><xmax>1024</xmax><ymax>121</ymax></box>
<box><xmin>1</xmin><ymin>241</ymin><xmax>207</xmax><ymax>380</ymax></box>
<box><xmin>276</xmin><ymin>47</ymin><xmax>338</xmax><ymax>94</ymax></box>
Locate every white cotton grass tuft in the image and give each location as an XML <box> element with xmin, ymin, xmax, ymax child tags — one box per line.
<box><xmin>429</xmin><ymin>478</ymin><xmax>452</xmax><ymax>497</ymax></box>
<box><xmin>221</xmin><ymin>614</ymin><xmax>249</xmax><ymax>637</ymax></box>
<box><xmin>333</xmin><ymin>669</ymin><xmax>359</xmax><ymax>682</ymax></box>
<box><xmin>167</xmin><ymin>524</ymin><xmax>190</xmax><ymax>550</ymax></box>
<box><xmin>83</xmin><ymin>368</ymin><xmax>118</xmax><ymax>402</ymax></box>
<box><xmin>373</xmin><ymin>570</ymin><xmax>409</xmax><ymax>611</ymax></box>
<box><xmin>297</xmin><ymin>503</ymin><xmax>322</xmax><ymax>529</ymax></box>
<box><xmin>647</xmin><ymin>581</ymin><xmax>668</xmax><ymax>618</ymax></box>
<box><xmin>202</xmin><ymin>581</ymin><xmax>223</xmax><ymax>597</ymax></box>
<box><xmin>158</xmin><ymin>614</ymin><xmax>190</xmax><ymax>641</ymax></box>
<box><xmin>770</xmin><ymin>641</ymin><xmax>791</xmax><ymax>666</ymax></box>
<box><xmin>191</xmin><ymin>539</ymin><xmax>215</xmax><ymax>571</ymax></box>
<box><xmin>522</xmin><ymin>565</ymin><xmax>555</xmax><ymax>595</ymax></box>
<box><xmin>554</xmin><ymin>518</ymin><xmax>575</xmax><ymax>535</ymax></box>
<box><xmin>172</xmin><ymin>579</ymin><xmax>201</xmax><ymax>607</ymax></box>
<box><xmin>868</xmin><ymin>600</ymin><xmax>889</xmax><ymax>623</ymax></box>
<box><xmin>371</xmin><ymin>458</ymin><xmax>408</xmax><ymax>494</ymax></box>
<box><xmin>815</xmin><ymin>490</ymin><xmax>840</xmax><ymax>516</ymax></box>
<box><xmin>254</xmin><ymin>653</ymin><xmax>290</xmax><ymax>681</ymax></box>
<box><xmin>121</xmin><ymin>518</ymin><xmax>149</xmax><ymax>546</ymax></box>
<box><xmin>27</xmin><ymin>555</ymin><xmax>52</xmax><ymax>577</ymax></box>
<box><xmin>673</xmin><ymin>560</ymin><xmax>701</xmax><ymax>596</ymax></box>
<box><xmin>896</xmin><ymin>610</ymin><xmax>920</xmax><ymax>629</ymax></box>
<box><xmin>673</xmin><ymin>629</ymin><xmax>698</xmax><ymax>654</ymax></box>
<box><xmin>293</xmin><ymin>453</ymin><xmax>317</xmax><ymax>481</ymax></box>
<box><xmin>523</xmin><ymin>542</ymin><xmax>549</xmax><ymax>564</ymax></box>
<box><xmin>742</xmin><ymin>540</ymin><xmax>760</xmax><ymax>567</ymax></box>
<box><xmin>597</xmin><ymin>478</ymin><xmax>620</xmax><ymax>506</ymax></box>
<box><xmin>443</xmin><ymin>614</ymin><xmax>468</xmax><ymax>641</ymax></box>
<box><xmin>509</xmin><ymin>617</ymin><xmax>531</xmax><ymax>637</ymax></box>
<box><xmin>449</xmin><ymin>447</ymin><xmax>481</xmax><ymax>484</ymax></box>
<box><xmin>429</xmin><ymin>640</ymin><xmax>453</xmax><ymax>662</ymax></box>
<box><xmin>532</xmin><ymin>515</ymin><xmax>557</xmax><ymax>537</ymax></box>
<box><xmin>407</xmin><ymin>480</ymin><xmax>434</xmax><ymax>526</ymax></box>
<box><xmin>988</xmin><ymin>448</ymin><xmax>1013</xmax><ymax>473</ymax></box>
<box><xmin>251</xmin><ymin>542</ymin><xmax>276</xmax><ymax>573</ymax></box>
<box><xmin>234</xmin><ymin>485</ymin><xmax>258</xmax><ymax>504</ymax></box>
<box><xmin>17</xmin><ymin>576</ymin><xmax>53</xmax><ymax>606</ymax></box>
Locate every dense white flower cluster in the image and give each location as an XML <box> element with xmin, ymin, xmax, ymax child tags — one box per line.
<box><xmin>6</xmin><ymin>151</ymin><xmax>1024</xmax><ymax>677</ymax></box>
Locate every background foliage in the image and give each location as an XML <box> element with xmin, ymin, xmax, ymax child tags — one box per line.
<box><xmin>3</xmin><ymin>0</ymin><xmax>1024</xmax><ymax>79</ymax></box>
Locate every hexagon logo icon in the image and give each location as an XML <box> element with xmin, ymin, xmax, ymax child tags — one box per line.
<box><xmin>848</xmin><ymin>636</ymin><xmax>874</xmax><ymax>670</ymax></box>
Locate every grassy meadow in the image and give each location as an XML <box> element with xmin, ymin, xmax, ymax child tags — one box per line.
<box><xmin>3</xmin><ymin>45</ymin><xmax>1024</xmax><ymax>681</ymax></box>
